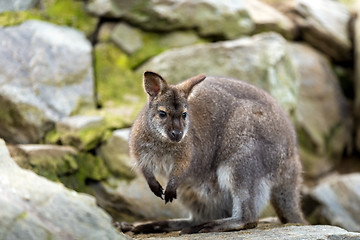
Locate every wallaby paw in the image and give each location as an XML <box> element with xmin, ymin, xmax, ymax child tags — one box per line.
<box><xmin>119</xmin><ymin>222</ymin><xmax>134</xmax><ymax>233</ymax></box>
<box><xmin>149</xmin><ymin>180</ymin><xmax>164</xmax><ymax>199</ymax></box>
<box><xmin>164</xmin><ymin>187</ymin><xmax>177</xmax><ymax>204</ymax></box>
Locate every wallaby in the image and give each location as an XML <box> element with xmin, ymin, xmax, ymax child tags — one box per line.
<box><xmin>122</xmin><ymin>71</ymin><xmax>306</xmax><ymax>234</ymax></box>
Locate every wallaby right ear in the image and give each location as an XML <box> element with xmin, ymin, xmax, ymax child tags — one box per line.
<box><xmin>143</xmin><ymin>71</ymin><xmax>168</xmax><ymax>98</ymax></box>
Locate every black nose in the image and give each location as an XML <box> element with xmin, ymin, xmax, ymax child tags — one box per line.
<box><xmin>169</xmin><ymin>130</ymin><xmax>182</xmax><ymax>142</ymax></box>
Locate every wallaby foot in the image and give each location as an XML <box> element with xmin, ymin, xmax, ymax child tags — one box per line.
<box><xmin>271</xmin><ymin>185</ymin><xmax>307</xmax><ymax>224</ymax></box>
<box><xmin>180</xmin><ymin>219</ymin><xmax>258</xmax><ymax>234</ymax></box>
<box><xmin>120</xmin><ymin>219</ymin><xmax>194</xmax><ymax>234</ymax></box>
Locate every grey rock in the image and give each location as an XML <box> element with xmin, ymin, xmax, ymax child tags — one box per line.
<box><xmin>57</xmin><ymin>115</ymin><xmax>105</xmax><ymax>132</ymax></box>
<box><xmin>281</xmin><ymin>0</ymin><xmax>352</xmax><ymax>61</ymax></box>
<box><xmin>0</xmin><ymin>20</ymin><xmax>95</xmax><ymax>144</ymax></box>
<box><xmin>0</xmin><ymin>0</ymin><xmax>39</xmax><ymax>13</ymax></box>
<box><xmin>245</xmin><ymin>0</ymin><xmax>297</xmax><ymax>39</ymax></box>
<box><xmin>288</xmin><ymin>43</ymin><xmax>351</xmax><ymax>179</ymax></box>
<box><xmin>138</xmin><ymin>32</ymin><xmax>298</xmax><ymax>116</ymax></box>
<box><xmin>52</xmin><ymin>115</ymin><xmax>106</xmax><ymax>151</ymax></box>
<box><xmin>111</xmin><ymin>23</ymin><xmax>144</xmax><ymax>54</ymax></box>
<box><xmin>86</xmin><ymin>0</ymin><xmax>254</xmax><ymax>39</ymax></box>
<box><xmin>139</xmin><ymin>225</ymin><xmax>360</xmax><ymax>240</ymax></box>
<box><xmin>98</xmin><ymin>128</ymin><xmax>135</xmax><ymax>178</ymax></box>
<box><xmin>160</xmin><ymin>31</ymin><xmax>202</xmax><ymax>48</ymax></box>
<box><xmin>0</xmin><ymin>138</ymin><xmax>129</xmax><ymax>240</ymax></box>
<box><xmin>308</xmin><ymin>173</ymin><xmax>360</xmax><ymax>232</ymax></box>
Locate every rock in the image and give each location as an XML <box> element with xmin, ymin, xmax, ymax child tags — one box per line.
<box><xmin>8</xmin><ymin>144</ymin><xmax>78</xmax><ymax>182</ymax></box>
<box><xmin>47</xmin><ymin>115</ymin><xmax>107</xmax><ymax>151</ymax></box>
<box><xmin>138</xmin><ymin>32</ymin><xmax>298</xmax><ymax>116</ymax></box>
<box><xmin>160</xmin><ymin>31</ymin><xmax>202</xmax><ymax>48</ymax></box>
<box><xmin>281</xmin><ymin>0</ymin><xmax>352</xmax><ymax>62</ymax></box>
<box><xmin>288</xmin><ymin>43</ymin><xmax>352</xmax><ymax>179</ymax></box>
<box><xmin>8</xmin><ymin>143</ymin><xmax>110</xmax><ymax>192</ymax></box>
<box><xmin>307</xmin><ymin>174</ymin><xmax>360</xmax><ymax>232</ymax></box>
<box><xmin>98</xmin><ymin>128</ymin><xmax>135</xmax><ymax>179</ymax></box>
<box><xmin>132</xmin><ymin>224</ymin><xmax>360</xmax><ymax>239</ymax></box>
<box><xmin>111</xmin><ymin>23</ymin><xmax>144</xmax><ymax>54</ymax></box>
<box><xmin>0</xmin><ymin>139</ymin><xmax>129</xmax><ymax>240</ymax></box>
<box><xmin>245</xmin><ymin>0</ymin><xmax>297</xmax><ymax>39</ymax></box>
<box><xmin>86</xmin><ymin>0</ymin><xmax>255</xmax><ymax>39</ymax></box>
<box><xmin>0</xmin><ymin>20</ymin><xmax>95</xmax><ymax>144</ymax></box>
<box><xmin>0</xmin><ymin>0</ymin><xmax>39</xmax><ymax>13</ymax></box>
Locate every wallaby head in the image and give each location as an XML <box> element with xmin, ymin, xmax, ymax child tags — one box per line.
<box><xmin>143</xmin><ymin>71</ymin><xmax>206</xmax><ymax>143</ymax></box>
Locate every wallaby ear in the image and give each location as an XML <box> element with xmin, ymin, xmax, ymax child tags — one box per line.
<box><xmin>178</xmin><ymin>74</ymin><xmax>206</xmax><ymax>98</ymax></box>
<box><xmin>143</xmin><ymin>71</ymin><xmax>168</xmax><ymax>98</ymax></box>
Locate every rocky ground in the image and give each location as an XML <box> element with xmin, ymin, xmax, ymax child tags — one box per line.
<box><xmin>1</xmin><ymin>0</ymin><xmax>360</xmax><ymax>239</ymax></box>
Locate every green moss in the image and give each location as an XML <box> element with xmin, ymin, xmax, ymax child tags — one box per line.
<box><xmin>29</xmin><ymin>154</ymin><xmax>78</xmax><ymax>182</ymax></box>
<box><xmin>44</xmin><ymin>129</ymin><xmax>61</xmax><ymax>144</ymax></box>
<box><xmin>60</xmin><ymin>153</ymin><xmax>110</xmax><ymax>192</ymax></box>
<box><xmin>0</xmin><ymin>0</ymin><xmax>97</xmax><ymax>35</ymax></box>
<box><xmin>127</xmin><ymin>32</ymin><xmax>169</xmax><ymax>68</ymax></box>
<box><xmin>94</xmin><ymin>42</ymin><xmax>146</xmax><ymax>108</ymax></box>
<box><xmin>0</xmin><ymin>11</ymin><xmax>42</xmax><ymax>27</ymax></box>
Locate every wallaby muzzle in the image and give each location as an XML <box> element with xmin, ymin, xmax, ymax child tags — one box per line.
<box><xmin>168</xmin><ymin>129</ymin><xmax>183</xmax><ymax>142</ymax></box>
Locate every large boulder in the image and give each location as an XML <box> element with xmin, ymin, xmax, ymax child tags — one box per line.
<box><xmin>138</xmin><ymin>32</ymin><xmax>298</xmax><ymax>116</ymax></box>
<box><xmin>281</xmin><ymin>0</ymin><xmax>352</xmax><ymax>62</ymax></box>
<box><xmin>0</xmin><ymin>0</ymin><xmax>39</xmax><ymax>13</ymax></box>
<box><xmin>0</xmin><ymin>20</ymin><xmax>95</xmax><ymax>144</ymax></box>
<box><xmin>245</xmin><ymin>0</ymin><xmax>297</xmax><ymax>39</ymax></box>
<box><xmin>86</xmin><ymin>0</ymin><xmax>298</xmax><ymax>40</ymax></box>
<box><xmin>288</xmin><ymin>43</ymin><xmax>352</xmax><ymax>179</ymax></box>
<box><xmin>0</xmin><ymin>139</ymin><xmax>128</xmax><ymax>240</ymax></box>
<box><xmin>306</xmin><ymin>174</ymin><xmax>360</xmax><ymax>232</ymax></box>
<box><xmin>86</xmin><ymin>0</ymin><xmax>254</xmax><ymax>39</ymax></box>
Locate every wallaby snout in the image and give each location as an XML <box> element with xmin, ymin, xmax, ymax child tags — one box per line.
<box><xmin>169</xmin><ymin>129</ymin><xmax>183</xmax><ymax>142</ymax></box>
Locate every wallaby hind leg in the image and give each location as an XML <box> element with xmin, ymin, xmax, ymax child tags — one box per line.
<box><xmin>271</xmin><ymin>185</ymin><xmax>306</xmax><ymax>224</ymax></box>
<box><xmin>270</xmin><ymin>157</ymin><xmax>306</xmax><ymax>224</ymax></box>
<box><xmin>121</xmin><ymin>218</ymin><xmax>194</xmax><ymax>234</ymax></box>
<box><xmin>181</xmin><ymin>176</ymin><xmax>271</xmax><ymax>234</ymax></box>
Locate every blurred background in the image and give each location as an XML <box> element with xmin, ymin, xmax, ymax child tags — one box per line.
<box><xmin>1</xmin><ymin>0</ymin><xmax>360</xmax><ymax>239</ymax></box>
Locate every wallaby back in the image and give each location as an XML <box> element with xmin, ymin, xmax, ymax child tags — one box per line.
<box><xmin>126</xmin><ymin>72</ymin><xmax>306</xmax><ymax>234</ymax></box>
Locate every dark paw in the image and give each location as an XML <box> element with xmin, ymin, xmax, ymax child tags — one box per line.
<box><xmin>180</xmin><ymin>224</ymin><xmax>206</xmax><ymax>234</ymax></box>
<box><xmin>164</xmin><ymin>187</ymin><xmax>177</xmax><ymax>204</ymax></box>
<box><xmin>119</xmin><ymin>222</ymin><xmax>134</xmax><ymax>232</ymax></box>
<box><xmin>149</xmin><ymin>180</ymin><xmax>164</xmax><ymax>199</ymax></box>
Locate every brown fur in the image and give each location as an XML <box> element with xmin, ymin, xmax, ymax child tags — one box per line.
<box><xmin>123</xmin><ymin>71</ymin><xmax>306</xmax><ymax>234</ymax></box>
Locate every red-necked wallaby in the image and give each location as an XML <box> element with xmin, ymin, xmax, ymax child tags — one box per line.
<box><xmin>122</xmin><ymin>71</ymin><xmax>306</xmax><ymax>234</ymax></box>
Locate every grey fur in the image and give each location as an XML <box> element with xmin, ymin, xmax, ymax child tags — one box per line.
<box><xmin>125</xmin><ymin>71</ymin><xmax>306</xmax><ymax>234</ymax></box>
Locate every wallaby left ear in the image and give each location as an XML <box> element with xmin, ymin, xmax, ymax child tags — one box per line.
<box><xmin>178</xmin><ymin>74</ymin><xmax>206</xmax><ymax>98</ymax></box>
<box><xmin>143</xmin><ymin>71</ymin><xmax>168</xmax><ymax>98</ymax></box>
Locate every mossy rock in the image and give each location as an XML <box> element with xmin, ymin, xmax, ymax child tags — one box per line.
<box><xmin>94</xmin><ymin>42</ymin><xmax>146</xmax><ymax>109</ymax></box>
<box><xmin>60</xmin><ymin>152</ymin><xmax>110</xmax><ymax>192</ymax></box>
<box><xmin>0</xmin><ymin>0</ymin><xmax>97</xmax><ymax>36</ymax></box>
<box><xmin>10</xmin><ymin>144</ymin><xmax>110</xmax><ymax>193</ymax></box>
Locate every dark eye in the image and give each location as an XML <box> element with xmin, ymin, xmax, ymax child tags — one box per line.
<box><xmin>182</xmin><ymin>112</ymin><xmax>188</xmax><ymax>120</ymax></box>
<box><xmin>158</xmin><ymin>111</ymin><xmax>167</xmax><ymax>119</ymax></box>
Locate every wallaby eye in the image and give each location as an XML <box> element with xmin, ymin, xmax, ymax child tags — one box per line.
<box><xmin>158</xmin><ymin>110</ymin><xmax>167</xmax><ymax>119</ymax></box>
<box><xmin>182</xmin><ymin>112</ymin><xmax>188</xmax><ymax>120</ymax></box>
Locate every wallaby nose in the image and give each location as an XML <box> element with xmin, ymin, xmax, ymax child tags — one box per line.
<box><xmin>169</xmin><ymin>130</ymin><xmax>182</xmax><ymax>142</ymax></box>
